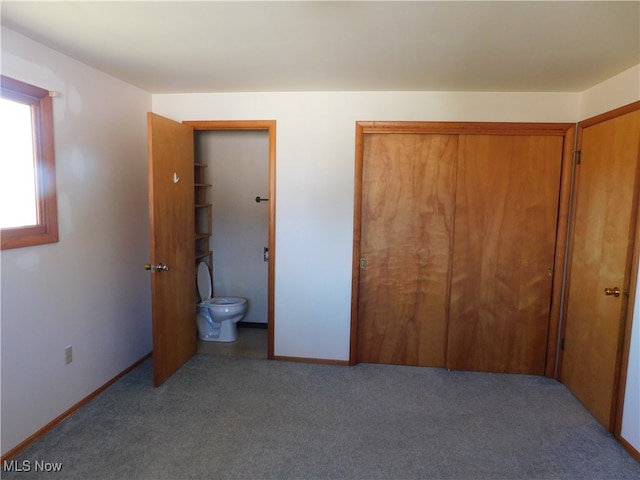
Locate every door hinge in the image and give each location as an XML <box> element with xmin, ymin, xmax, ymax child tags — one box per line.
<box><xmin>573</xmin><ymin>150</ymin><xmax>582</xmax><ymax>165</ymax></box>
<box><xmin>360</xmin><ymin>258</ymin><xmax>366</xmax><ymax>269</ymax></box>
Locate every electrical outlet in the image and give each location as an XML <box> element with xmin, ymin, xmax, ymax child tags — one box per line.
<box><xmin>64</xmin><ymin>345</ymin><xmax>73</xmax><ymax>365</ymax></box>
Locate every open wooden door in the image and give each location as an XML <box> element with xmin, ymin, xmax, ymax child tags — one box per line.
<box><xmin>147</xmin><ymin>113</ymin><xmax>196</xmax><ymax>386</ymax></box>
<box><xmin>561</xmin><ymin>105</ymin><xmax>640</xmax><ymax>430</ymax></box>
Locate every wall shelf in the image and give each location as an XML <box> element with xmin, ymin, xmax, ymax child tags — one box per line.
<box><xmin>194</xmin><ymin>164</ymin><xmax>212</xmax><ymax>271</ymax></box>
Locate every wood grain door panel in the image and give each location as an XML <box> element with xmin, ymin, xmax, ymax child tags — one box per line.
<box><xmin>147</xmin><ymin>113</ymin><xmax>196</xmax><ymax>386</ymax></box>
<box><xmin>447</xmin><ymin>135</ymin><xmax>563</xmax><ymax>374</ymax></box>
<box><xmin>357</xmin><ymin>133</ymin><xmax>457</xmax><ymax>366</ymax></box>
<box><xmin>561</xmin><ymin>109</ymin><xmax>640</xmax><ymax>429</ymax></box>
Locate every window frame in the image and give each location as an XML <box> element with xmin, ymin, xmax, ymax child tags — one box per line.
<box><xmin>1</xmin><ymin>75</ymin><xmax>59</xmax><ymax>250</ymax></box>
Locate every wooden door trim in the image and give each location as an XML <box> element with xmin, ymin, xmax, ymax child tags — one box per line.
<box><xmin>349</xmin><ymin>123</ymin><xmax>366</xmax><ymax>365</ymax></box>
<box><xmin>546</xmin><ymin>124</ymin><xmax>576</xmax><ymax>377</ymax></box>
<box><xmin>355</xmin><ymin>121</ymin><xmax>573</xmax><ymax>136</ymax></box>
<box><xmin>351</xmin><ymin>121</ymin><xmax>575</xmax><ymax>371</ymax></box>
<box><xmin>558</xmin><ymin>102</ymin><xmax>640</xmax><ymax>432</ymax></box>
<box><xmin>185</xmin><ymin>120</ymin><xmax>276</xmax><ymax>131</ymax></box>
<box><xmin>184</xmin><ymin>120</ymin><xmax>276</xmax><ymax>360</ymax></box>
<box><xmin>579</xmin><ymin>101</ymin><xmax>640</xmax><ymax>128</ymax></box>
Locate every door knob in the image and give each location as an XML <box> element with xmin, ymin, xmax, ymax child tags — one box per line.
<box><xmin>604</xmin><ymin>287</ymin><xmax>620</xmax><ymax>297</ymax></box>
<box><xmin>144</xmin><ymin>263</ymin><xmax>169</xmax><ymax>272</ymax></box>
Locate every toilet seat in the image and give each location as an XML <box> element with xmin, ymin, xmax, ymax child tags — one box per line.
<box><xmin>197</xmin><ymin>262</ymin><xmax>212</xmax><ymax>302</ymax></box>
<box><xmin>196</xmin><ymin>262</ymin><xmax>246</xmax><ymax>308</ymax></box>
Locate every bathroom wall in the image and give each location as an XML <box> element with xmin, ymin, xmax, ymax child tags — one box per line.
<box><xmin>195</xmin><ymin>130</ymin><xmax>270</xmax><ymax>324</ymax></box>
<box><xmin>1</xmin><ymin>27</ymin><xmax>152</xmax><ymax>456</ymax></box>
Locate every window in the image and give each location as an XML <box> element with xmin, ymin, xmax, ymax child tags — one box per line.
<box><xmin>1</xmin><ymin>75</ymin><xmax>58</xmax><ymax>249</ymax></box>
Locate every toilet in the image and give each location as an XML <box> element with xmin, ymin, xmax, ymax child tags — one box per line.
<box><xmin>196</xmin><ymin>262</ymin><xmax>248</xmax><ymax>342</ymax></box>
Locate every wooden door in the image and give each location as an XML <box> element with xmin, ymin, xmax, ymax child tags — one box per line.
<box><xmin>147</xmin><ymin>113</ymin><xmax>196</xmax><ymax>386</ymax></box>
<box><xmin>357</xmin><ymin>133</ymin><xmax>457</xmax><ymax>366</ymax></box>
<box><xmin>561</xmin><ymin>107</ymin><xmax>640</xmax><ymax>429</ymax></box>
<box><xmin>447</xmin><ymin>135</ymin><xmax>563</xmax><ymax>374</ymax></box>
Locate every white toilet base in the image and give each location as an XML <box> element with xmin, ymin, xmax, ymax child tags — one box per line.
<box><xmin>197</xmin><ymin>316</ymin><xmax>239</xmax><ymax>343</ymax></box>
<box><xmin>214</xmin><ymin>319</ymin><xmax>238</xmax><ymax>343</ymax></box>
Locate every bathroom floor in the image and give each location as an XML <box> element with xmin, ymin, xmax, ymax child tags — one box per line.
<box><xmin>197</xmin><ymin>327</ymin><xmax>268</xmax><ymax>360</ymax></box>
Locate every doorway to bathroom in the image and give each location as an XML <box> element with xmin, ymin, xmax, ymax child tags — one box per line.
<box><xmin>186</xmin><ymin>121</ymin><xmax>275</xmax><ymax>361</ymax></box>
<box><xmin>194</xmin><ymin>128</ymin><xmax>270</xmax><ymax>360</ymax></box>
<box><xmin>147</xmin><ymin>116</ymin><xmax>275</xmax><ymax>386</ymax></box>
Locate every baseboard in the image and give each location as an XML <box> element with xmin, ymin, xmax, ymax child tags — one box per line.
<box><xmin>273</xmin><ymin>355</ymin><xmax>349</xmax><ymax>366</ymax></box>
<box><xmin>618</xmin><ymin>435</ymin><xmax>640</xmax><ymax>462</ymax></box>
<box><xmin>1</xmin><ymin>352</ymin><xmax>152</xmax><ymax>462</ymax></box>
<box><xmin>238</xmin><ymin>321</ymin><xmax>268</xmax><ymax>329</ymax></box>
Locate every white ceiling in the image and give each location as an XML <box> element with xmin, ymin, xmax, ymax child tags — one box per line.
<box><xmin>1</xmin><ymin>1</ymin><xmax>639</xmax><ymax>94</ymax></box>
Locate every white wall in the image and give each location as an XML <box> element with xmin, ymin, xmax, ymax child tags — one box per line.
<box><xmin>1</xmin><ymin>28</ymin><xmax>152</xmax><ymax>456</ymax></box>
<box><xmin>579</xmin><ymin>65</ymin><xmax>640</xmax><ymax>120</ymax></box>
<box><xmin>153</xmin><ymin>90</ymin><xmax>581</xmax><ymax>361</ymax></box>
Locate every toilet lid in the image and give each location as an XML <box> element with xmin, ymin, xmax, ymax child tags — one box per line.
<box><xmin>196</xmin><ymin>262</ymin><xmax>212</xmax><ymax>301</ymax></box>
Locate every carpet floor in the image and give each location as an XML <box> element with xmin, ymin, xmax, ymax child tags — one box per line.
<box><xmin>3</xmin><ymin>354</ymin><xmax>640</xmax><ymax>479</ymax></box>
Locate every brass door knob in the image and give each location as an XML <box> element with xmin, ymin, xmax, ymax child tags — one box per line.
<box><xmin>604</xmin><ymin>287</ymin><xmax>621</xmax><ymax>297</ymax></box>
<box><xmin>144</xmin><ymin>263</ymin><xmax>169</xmax><ymax>272</ymax></box>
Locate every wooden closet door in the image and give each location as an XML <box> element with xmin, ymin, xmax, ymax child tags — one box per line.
<box><xmin>447</xmin><ymin>135</ymin><xmax>563</xmax><ymax>374</ymax></box>
<box><xmin>561</xmin><ymin>108</ymin><xmax>640</xmax><ymax>430</ymax></box>
<box><xmin>357</xmin><ymin>133</ymin><xmax>457</xmax><ymax>366</ymax></box>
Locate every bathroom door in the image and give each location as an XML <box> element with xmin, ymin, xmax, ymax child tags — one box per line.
<box><xmin>147</xmin><ymin>113</ymin><xmax>196</xmax><ymax>386</ymax></box>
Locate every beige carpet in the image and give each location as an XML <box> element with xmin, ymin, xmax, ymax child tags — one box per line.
<box><xmin>4</xmin><ymin>354</ymin><xmax>640</xmax><ymax>479</ymax></box>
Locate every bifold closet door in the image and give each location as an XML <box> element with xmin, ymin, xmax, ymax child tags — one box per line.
<box><xmin>447</xmin><ymin>135</ymin><xmax>563</xmax><ymax>375</ymax></box>
<box><xmin>357</xmin><ymin>134</ymin><xmax>457</xmax><ymax>366</ymax></box>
